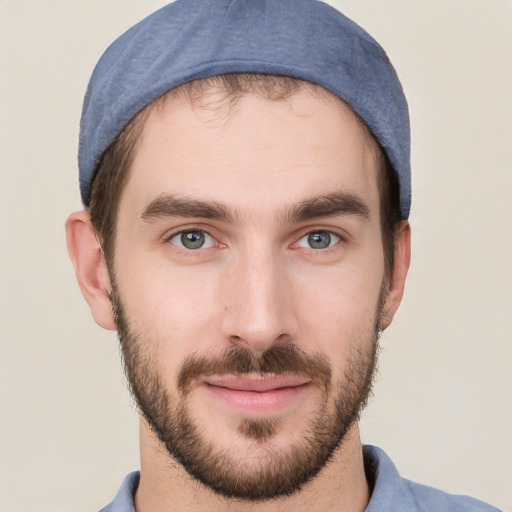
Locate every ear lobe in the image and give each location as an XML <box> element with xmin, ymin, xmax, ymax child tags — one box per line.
<box><xmin>65</xmin><ymin>210</ymin><xmax>116</xmax><ymax>331</ymax></box>
<box><xmin>379</xmin><ymin>220</ymin><xmax>411</xmax><ymax>331</ymax></box>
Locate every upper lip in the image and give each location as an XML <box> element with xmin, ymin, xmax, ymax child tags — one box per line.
<box><xmin>203</xmin><ymin>374</ymin><xmax>310</xmax><ymax>392</ymax></box>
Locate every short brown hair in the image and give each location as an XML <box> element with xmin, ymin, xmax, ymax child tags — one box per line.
<box><xmin>89</xmin><ymin>74</ymin><xmax>401</xmax><ymax>277</ymax></box>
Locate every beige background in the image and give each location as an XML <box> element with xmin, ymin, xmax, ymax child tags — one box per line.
<box><xmin>1</xmin><ymin>1</ymin><xmax>511</xmax><ymax>511</ymax></box>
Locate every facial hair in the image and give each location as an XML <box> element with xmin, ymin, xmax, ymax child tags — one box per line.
<box><xmin>110</xmin><ymin>281</ymin><xmax>382</xmax><ymax>501</ymax></box>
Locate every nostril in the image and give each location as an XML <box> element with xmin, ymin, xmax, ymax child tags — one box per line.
<box><xmin>275</xmin><ymin>333</ymin><xmax>292</xmax><ymax>344</ymax></box>
<box><xmin>228</xmin><ymin>333</ymin><xmax>293</xmax><ymax>353</ymax></box>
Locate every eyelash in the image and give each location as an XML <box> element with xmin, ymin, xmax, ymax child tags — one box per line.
<box><xmin>294</xmin><ymin>230</ymin><xmax>341</xmax><ymax>250</ymax></box>
<box><xmin>167</xmin><ymin>227</ymin><xmax>344</xmax><ymax>252</ymax></box>
<box><xmin>167</xmin><ymin>229</ymin><xmax>217</xmax><ymax>251</ymax></box>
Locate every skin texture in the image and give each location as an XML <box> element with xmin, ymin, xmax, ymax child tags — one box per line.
<box><xmin>66</xmin><ymin>87</ymin><xmax>410</xmax><ymax>512</ymax></box>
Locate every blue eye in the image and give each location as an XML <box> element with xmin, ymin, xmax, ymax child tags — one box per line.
<box><xmin>169</xmin><ymin>230</ymin><xmax>215</xmax><ymax>250</ymax></box>
<box><xmin>297</xmin><ymin>231</ymin><xmax>340</xmax><ymax>249</ymax></box>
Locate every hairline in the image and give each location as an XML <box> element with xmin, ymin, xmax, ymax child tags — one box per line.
<box><xmin>89</xmin><ymin>74</ymin><xmax>400</xmax><ymax>279</ymax></box>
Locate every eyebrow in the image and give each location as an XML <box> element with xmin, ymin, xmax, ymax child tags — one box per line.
<box><xmin>285</xmin><ymin>192</ymin><xmax>370</xmax><ymax>223</ymax></box>
<box><xmin>141</xmin><ymin>194</ymin><xmax>234</xmax><ymax>223</ymax></box>
<box><xmin>140</xmin><ymin>191</ymin><xmax>370</xmax><ymax>225</ymax></box>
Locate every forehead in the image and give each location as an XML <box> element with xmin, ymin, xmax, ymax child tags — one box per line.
<box><xmin>119</xmin><ymin>85</ymin><xmax>381</xmax><ymax>221</ymax></box>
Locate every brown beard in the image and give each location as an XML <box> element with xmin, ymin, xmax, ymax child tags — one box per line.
<box><xmin>110</xmin><ymin>280</ymin><xmax>382</xmax><ymax>501</ymax></box>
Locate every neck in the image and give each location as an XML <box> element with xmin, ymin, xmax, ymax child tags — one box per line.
<box><xmin>135</xmin><ymin>417</ymin><xmax>370</xmax><ymax>512</ymax></box>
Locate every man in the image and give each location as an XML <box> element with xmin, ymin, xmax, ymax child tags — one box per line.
<box><xmin>66</xmin><ymin>0</ymin><xmax>501</xmax><ymax>510</ymax></box>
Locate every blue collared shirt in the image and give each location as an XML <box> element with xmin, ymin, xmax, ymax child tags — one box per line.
<box><xmin>100</xmin><ymin>445</ymin><xmax>501</xmax><ymax>511</ymax></box>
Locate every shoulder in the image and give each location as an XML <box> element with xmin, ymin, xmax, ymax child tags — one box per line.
<box><xmin>402</xmin><ymin>478</ymin><xmax>502</xmax><ymax>512</ymax></box>
<box><xmin>364</xmin><ymin>445</ymin><xmax>502</xmax><ymax>512</ymax></box>
<box><xmin>99</xmin><ymin>471</ymin><xmax>139</xmax><ymax>512</ymax></box>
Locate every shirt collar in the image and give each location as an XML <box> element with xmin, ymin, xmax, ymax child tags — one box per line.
<box><xmin>100</xmin><ymin>446</ymin><xmax>414</xmax><ymax>511</ymax></box>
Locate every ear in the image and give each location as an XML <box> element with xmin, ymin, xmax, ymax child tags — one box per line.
<box><xmin>379</xmin><ymin>220</ymin><xmax>411</xmax><ymax>330</ymax></box>
<box><xmin>65</xmin><ymin>210</ymin><xmax>116</xmax><ymax>330</ymax></box>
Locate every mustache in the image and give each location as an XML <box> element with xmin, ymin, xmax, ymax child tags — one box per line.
<box><xmin>177</xmin><ymin>343</ymin><xmax>332</xmax><ymax>395</ymax></box>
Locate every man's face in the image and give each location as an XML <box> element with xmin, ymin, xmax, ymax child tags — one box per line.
<box><xmin>110</xmin><ymin>88</ymin><xmax>393</xmax><ymax>500</ymax></box>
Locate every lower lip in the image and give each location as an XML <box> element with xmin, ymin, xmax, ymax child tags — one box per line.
<box><xmin>202</xmin><ymin>383</ymin><xmax>311</xmax><ymax>415</ymax></box>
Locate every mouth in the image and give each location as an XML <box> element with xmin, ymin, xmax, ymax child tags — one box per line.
<box><xmin>200</xmin><ymin>374</ymin><xmax>312</xmax><ymax>415</ymax></box>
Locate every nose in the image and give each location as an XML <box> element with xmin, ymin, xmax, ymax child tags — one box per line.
<box><xmin>220</xmin><ymin>246</ymin><xmax>298</xmax><ymax>353</ymax></box>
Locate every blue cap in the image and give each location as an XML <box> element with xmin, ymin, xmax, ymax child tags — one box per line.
<box><xmin>79</xmin><ymin>0</ymin><xmax>411</xmax><ymax>218</ymax></box>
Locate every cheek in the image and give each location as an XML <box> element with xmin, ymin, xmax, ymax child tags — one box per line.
<box><xmin>114</xmin><ymin>259</ymin><xmax>224</xmax><ymax>376</ymax></box>
<box><xmin>292</xmin><ymin>263</ymin><xmax>383</xmax><ymax>368</ymax></box>
<box><xmin>114</xmin><ymin>230</ymin><xmax>385</xmax><ymax>385</ymax></box>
